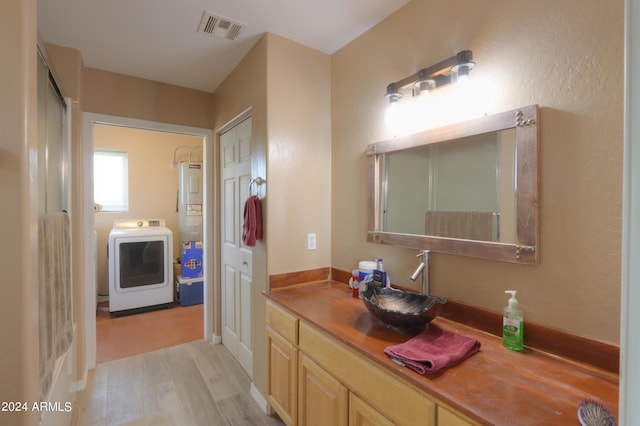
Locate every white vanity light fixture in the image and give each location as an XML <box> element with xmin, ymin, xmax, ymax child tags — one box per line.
<box><xmin>383</xmin><ymin>50</ymin><xmax>475</xmax><ymax>122</ymax></box>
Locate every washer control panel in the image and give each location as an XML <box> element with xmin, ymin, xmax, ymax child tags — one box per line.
<box><xmin>113</xmin><ymin>219</ymin><xmax>165</xmax><ymax>229</ymax></box>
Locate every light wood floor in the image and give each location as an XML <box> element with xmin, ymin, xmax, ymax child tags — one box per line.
<box><xmin>73</xmin><ymin>340</ymin><xmax>284</xmax><ymax>426</ymax></box>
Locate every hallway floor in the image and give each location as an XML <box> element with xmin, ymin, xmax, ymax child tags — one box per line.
<box><xmin>97</xmin><ymin>302</ymin><xmax>204</xmax><ymax>364</ymax></box>
<box><xmin>72</xmin><ymin>340</ymin><xmax>284</xmax><ymax>426</ymax></box>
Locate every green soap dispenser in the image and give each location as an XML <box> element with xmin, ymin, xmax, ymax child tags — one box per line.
<box><xmin>503</xmin><ymin>290</ymin><xmax>524</xmax><ymax>351</ymax></box>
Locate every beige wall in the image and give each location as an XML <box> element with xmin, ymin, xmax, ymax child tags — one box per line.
<box><xmin>211</xmin><ymin>33</ymin><xmax>332</xmax><ymax>397</ymax></box>
<box><xmin>331</xmin><ymin>0</ymin><xmax>624</xmax><ymax>344</ymax></box>
<box><xmin>266</xmin><ymin>34</ymin><xmax>332</xmax><ymax>274</ymax></box>
<box><xmin>44</xmin><ymin>43</ymin><xmax>216</xmax><ymax>400</ymax></box>
<box><xmin>0</xmin><ymin>0</ymin><xmax>40</xmax><ymax>424</ymax></box>
<box><xmin>93</xmin><ymin>125</ymin><xmax>202</xmax><ymax>296</ymax></box>
<box><xmin>83</xmin><ymin>67</ymin><xmax>214</xmax><ymax>129</ymax></box>
<box><xmin>45</xmin><ymin>42</ymin><xmax>88</xmax><ymax>390</ymax></box>
<box><xmin>22</xmin><ymin>2</ymin><xmax>621</xmax><ymax>416</ymax></box>
<box><xmin>59</xmin><ymin>45</ymin><xmax>214</xmax><ymax>320</ymax></box>
<box><xmin>211</xmin><ymin>34</ymin><xmax>270</xmax><ymax>397</ymax></box>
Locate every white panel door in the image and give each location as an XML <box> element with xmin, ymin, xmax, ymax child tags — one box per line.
<box><xmin>220</xmin><ymin>117</ymin><xmax>253</xmax><ymax>377</ymax></box>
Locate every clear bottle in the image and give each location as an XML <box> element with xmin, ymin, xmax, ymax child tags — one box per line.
<box><xmin>502</xmin><ymin>290</ymin><xmax>524</xmax><ymax>351</ymax></box>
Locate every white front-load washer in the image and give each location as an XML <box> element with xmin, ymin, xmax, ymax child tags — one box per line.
<box><xmin>108</xmin><ymin>219</ymin><xmax>173</xmax><ymax>316</ymax></box>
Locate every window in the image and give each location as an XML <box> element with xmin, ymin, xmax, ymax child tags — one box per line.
<box><xmin>94</xmin><ymin>150</ymin><xmax>128</xmax><ymax>212</ymax></box>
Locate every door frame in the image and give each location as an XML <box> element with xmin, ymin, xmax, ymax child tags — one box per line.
<box><xmin>82</xmin><ymin>113</ymin><xmax>215</xmax><ymax>370</ymax></box>
<box><xmin>621</xmin><ymin>0</ymin><xmax>640</xmax><ymax>421</ymax></box>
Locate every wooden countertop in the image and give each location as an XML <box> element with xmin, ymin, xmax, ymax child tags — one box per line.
<box><xmin>264</xmin><ymin>280</ymin><xmax>619</xmax><ymax>425</ymax></box>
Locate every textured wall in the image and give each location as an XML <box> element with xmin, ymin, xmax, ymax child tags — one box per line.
<box><xmin>45</xmin><ymin>42</ymin><xmax>88</xmax><ymax>389</ymax></box>
<box><xmin>83</xmin><ymin>67</ymin><xmax>214</xmax><ymax>129</ymax></box>
<box><xmin>331</xmin><ymin>0</ymin><xmax>624</xmax><ymax>343</ymax></box>
<box><xmin>211</xmin><ymin>34</ymin><xmax>270</xmax><ymax>395</ymax></box>
<box><xmin>265</xmin><ymin>34</ymin><xmax>332</xmax><ymax>275</ymax></box>
<box><xmin>0</xmin><ymin>0</ymin><xmax>40</xmax><ymax>423</ymax></box>
<box><xmin>211</xmin><ymin>33</ymin><xmax>331</xmax><ymax>396</ymax></box>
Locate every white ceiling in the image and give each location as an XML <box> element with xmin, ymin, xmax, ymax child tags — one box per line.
<box><xmin>37</xmin><ymin>0</ymin><xmax>410</xmax><ymax>93</ymax></box>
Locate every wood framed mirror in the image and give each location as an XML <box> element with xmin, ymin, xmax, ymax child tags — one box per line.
<box><xmin>366</xmin><ymin>105</ymin><xmax>539</xmax><ymax>264</ymax></box>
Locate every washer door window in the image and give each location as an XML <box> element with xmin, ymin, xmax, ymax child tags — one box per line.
<box><xmin>118</xmin><ymin>240</ymin><xmax>165</xmax><ymax>289</ymax></box>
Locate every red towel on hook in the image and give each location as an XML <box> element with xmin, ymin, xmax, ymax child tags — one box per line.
<box><xmin>384</xmin><ymin>326</ymin><xmax>480</xmax><ymax>375</ymax></box>
<box><xmin>242</xmin><ymin>195</ymin><xmax>263</xmax><ymax>247</ymax></box>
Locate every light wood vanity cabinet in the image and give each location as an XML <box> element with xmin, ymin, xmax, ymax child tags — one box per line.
<box><xmin>266</xmin><ymin>301</ymin><xmax>477</xmax><ymax>426</ymax></box>
<box><xmin>266</xmin><ymin>301</ymin><xmax>299</xmax><ymax>426</ymax></box>
<box><xmin>437</xmin><ymin>406</ymin><xmax>477</xmax><ymax>426</ymax></box>
<box><xmin>349</xmin><ymin>394</ymin><xmax>394</xmax><ymax>426</ymax></box>
<box><xmin>298</xmin><ymin>353</ymin><xmax>348</xmax><ymax>426</ymax></box>
<box><xmin>298</xmin><ymin>321</ymin><xmax>436</xmax><ymax>426</ymax></box>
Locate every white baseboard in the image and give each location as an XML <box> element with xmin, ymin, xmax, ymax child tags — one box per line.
<box><xmin>210</xmin><ymin>334</ymin><xmax>222</xmax><ymax>344</ymax></box>
<box><xmin>70</xmin><ymin>367</ymin><xmax>87</xmax><ymax>393</ymax></box>
<box><xmin>40</xmin><ymin>352</ymin><xmax>74</xmax><ymax>426</ymax></box>
<box><xmin>250</xmin><ymin>382</ymin><xmax>273</xmax><ymax>415</ymax></box>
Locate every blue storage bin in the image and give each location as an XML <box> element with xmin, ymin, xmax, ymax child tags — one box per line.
<box><xmin>177</xmin><ymin>276</ymin><xmax>203</xmax><ymax>306</ymax></box>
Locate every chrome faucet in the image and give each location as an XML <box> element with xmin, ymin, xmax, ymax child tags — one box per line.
<box><xmin>410</xmin><ymin>250</ymin><xmax>430</xmax><ymax>295</ymax></box>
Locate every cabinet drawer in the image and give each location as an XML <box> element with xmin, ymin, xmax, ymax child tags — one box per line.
<box><xmin>299</xmin><ymin>321</ymin><xmax>435</xmax><ymax>426</ymax></box>
<box><xmin>349</xmin><ymin>393</ymin><xmax>394</xmax><ymax>426</ymax></box>
<box><xmin>266</xmin><ymin>300</ymin><xmax>299</xmax><ymax>344</ymax></box>
<box><xmin>437</xmin><ymin>405</ymin><xmax>480</xmax><ymax>426</ymax></box>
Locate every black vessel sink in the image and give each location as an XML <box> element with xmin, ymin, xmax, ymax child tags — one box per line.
<box><xmin>361</xmin><ymin>285</ymin><xmax>446</xmax><ymax>329</ymax></box>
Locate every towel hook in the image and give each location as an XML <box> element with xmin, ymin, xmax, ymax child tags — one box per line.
<box><xmin>248</xmin><ymin>177</ymin><xmax>265</xmax><ymax>196</ymax></box>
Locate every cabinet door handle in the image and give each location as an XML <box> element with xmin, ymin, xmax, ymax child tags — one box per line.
<box><xmin>243</xmin><ymin>261</ymin><xmax>248</xmax><ymax>267</ymax></box>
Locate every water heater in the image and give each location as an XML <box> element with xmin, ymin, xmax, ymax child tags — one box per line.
<box><xmin>178</xmin><ymin>162</ymin><xmax>203</xmax><ymax>243</ymax></box>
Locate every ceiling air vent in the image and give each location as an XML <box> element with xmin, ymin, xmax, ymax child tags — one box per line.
<box><xmin>197</xmin><ymin>11</ymin><xmax>245</xmax><ymax>41</ymax></box>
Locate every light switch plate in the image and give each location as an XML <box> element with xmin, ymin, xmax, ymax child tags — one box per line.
<box><xmin>307</xmin><ymin>233</ymin><xmax>316</xmax><ymax>250</ymax></box>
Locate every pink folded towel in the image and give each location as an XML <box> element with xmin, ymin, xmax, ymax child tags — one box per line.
<box><xmin>384</xmin><ymin>326</ymin><xmax>480</xmax><ymax>375</ymax></box>
<box><xmin>242</xmin><ymin>195</ymin><xmax>263</xmax><ymax>247</ymax></box>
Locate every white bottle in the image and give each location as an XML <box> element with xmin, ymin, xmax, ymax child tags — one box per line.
<box><xmin>502</xmin><ymin>290</ymin><xmax>524</xmax><ymax>351</ymax></box>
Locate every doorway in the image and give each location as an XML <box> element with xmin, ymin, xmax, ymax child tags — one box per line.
<box><xmin>82</xmin><ymin>113</ymin><xmax>215</xmax><ymax>370</ymax></box>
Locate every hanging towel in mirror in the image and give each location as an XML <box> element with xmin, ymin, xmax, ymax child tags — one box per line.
<box><xmin>242</xmin><ymin>195</ymin><xmax>263</xmax><ymax>247</ymax></box>
<box><xmin>384</xmin><ymin>326</ymin><xmax>480</xmax><ymax>375</ymax></box>
<box><xmin>425</xmin><ymin>211</ymin><xmax>498</xmax><ymax>241</ymax></box>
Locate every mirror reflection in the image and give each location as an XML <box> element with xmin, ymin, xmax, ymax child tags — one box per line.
<box><xmin>367</xmin><ymin>105</ymin><xmax>539</xmax><ymax>264</ymax></box>
<box><xmin>382</xmin><ymin>128</ymin><xmax>516</xmax><ymax>243</ymax></box>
